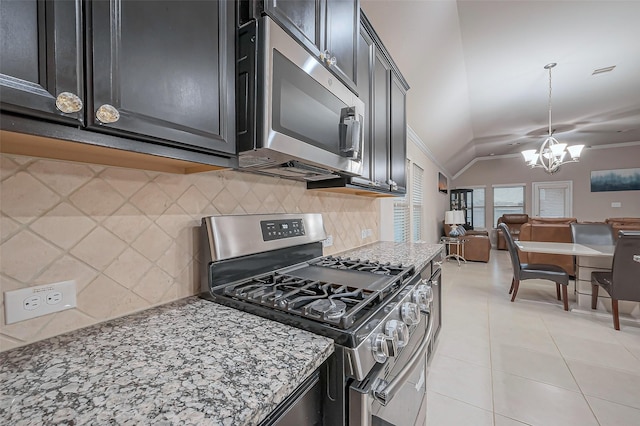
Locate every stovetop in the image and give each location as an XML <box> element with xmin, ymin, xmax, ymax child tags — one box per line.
<box><xmin>212</xmin><ymin>256</ymin><xmax>414</xmax><ymax>330</ymax></box>
<box><xmin>200</xmin><ymin>214</ymin><xmax>422</xmax><ymax>348</ymax></box>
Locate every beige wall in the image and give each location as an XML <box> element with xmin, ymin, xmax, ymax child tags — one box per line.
<box><xmin>453</xmin><ymin>144</ymin><xmax>640</xmax><ymax>225</ymax></box>
<box><xmin>0</xmin><ymin>154</ymin><xmax>379</xmax><ymax>351</ymax></box>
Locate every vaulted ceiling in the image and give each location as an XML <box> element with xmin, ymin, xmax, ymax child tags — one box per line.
<box><xmin>361</xmin><ymin>0</ymin><xmax>640</xmax><ymax>176</ymax></box>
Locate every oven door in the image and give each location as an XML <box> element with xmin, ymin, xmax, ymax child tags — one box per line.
<box><xmin>349</xmin><ymin>310</ymin><xmax>433</xmax><ymax>426</ymax></box>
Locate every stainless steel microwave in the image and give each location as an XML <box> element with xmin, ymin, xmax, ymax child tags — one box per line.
<box><xmin>236</xmin><ymin>16</ymin><xmax>364</xmax><ymax>181</ymax></box>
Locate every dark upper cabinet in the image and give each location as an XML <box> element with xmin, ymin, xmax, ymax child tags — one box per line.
<box><xmin>323</xmin><ymin>0</ymin><xmax>357</xmax><ymax>91</ymax></box>
<box><xmin>1</xmin><ymin>0</ymin><xmax>235</xmax><ymax>171</ymax></box>
<box><xmin>264</xmin><ymin>0</ymin><xmax>358</xmax><ymax>93</ymax></box>
<box><xmin>307</xmin><ymin>11</ymin><xmax>409</xmax><ymax>196</ymax></box>
<box><xmin>370</xmin><ymin>46</ymin><xmax>407</xmax><ymax>194</ymax></box>
<box><xmin>87</xmin><ymin>0</ymin><xmax>235</xmax><ymax>154</ymax></box>
<box><xmin>0</xmin><ymin>0</ymin><xmax>84</xmax><ymax>125</ymax></box>
<box><xmin>354</xmin><ymin>26</ymin><xmax>374</xmax><ymax>183</ymax></box>
<box><xmin>389</xmin><ymin>73</ymin><xmax>407</xmax><ymax>193</ymax></box>
<box><xmin>372</xmin><ymin>49</ymin><xmax>391</xmax><ymax>188</ymax></box>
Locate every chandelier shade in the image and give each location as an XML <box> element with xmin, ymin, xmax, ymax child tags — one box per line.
<box><xmin>522</xmin><ymin>63</ymin><xmax>584</xmax><ymax>174</ymax></box>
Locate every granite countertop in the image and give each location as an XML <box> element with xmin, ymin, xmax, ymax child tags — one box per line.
<box><xmin>0</xmin><ymin>297</ymin><xmax>334</xmax><ymax>426</ymax></box>
<box><xmin>336</xmin><ymin>241</ymin><xmax>444</xmax><ymax>272</ymax></box>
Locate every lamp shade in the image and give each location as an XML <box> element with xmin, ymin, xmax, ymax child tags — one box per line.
<box><xmin>445</xmin><ymin>210</ymin><xmax>465</xmax><ymax>225</ymax></box>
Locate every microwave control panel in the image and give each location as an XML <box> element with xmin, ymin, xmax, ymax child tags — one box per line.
<box><xmin>261</xmin><ymin>219</ymin><xmax>306</xmax><ymax>241</ymax></box>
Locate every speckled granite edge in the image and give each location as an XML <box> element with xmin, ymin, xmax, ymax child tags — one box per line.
<box><xmin>335</xmin><ymin>241</ymin><xmax>444</xmax><ymax>272</ymax></box>
<box><xmin>0</xmin><ymin>297</ymin><xmax>333</xmax><ymax>426</ymax></box>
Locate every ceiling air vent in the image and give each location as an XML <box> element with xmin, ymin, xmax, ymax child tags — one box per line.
<box><xmin>592</xmin><ymin>65</ymin><xmax>616</xmax><ymax>75</ymax></box>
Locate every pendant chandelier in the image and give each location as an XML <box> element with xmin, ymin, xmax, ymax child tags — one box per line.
<box><xmin>521</xmin><ymin>63</ymin><xmax>584</xmax><ymax>174</ymax></box>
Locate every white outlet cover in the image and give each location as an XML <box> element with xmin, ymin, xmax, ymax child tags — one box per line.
<box><xmin>4</xmin><ymin>280</ymin><xmax>77</xmax><ymax>324</ymax></box>
<box><xmin>323</xmin><ymin>235</ymin><xmax>333</xmax><ymax>247</ymax></box>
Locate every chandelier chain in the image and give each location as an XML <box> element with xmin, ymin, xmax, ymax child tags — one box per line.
<box><xmin>548</xmin><ymin>65</ymin><xmax>553</xmax><ymax>137</ymax></box>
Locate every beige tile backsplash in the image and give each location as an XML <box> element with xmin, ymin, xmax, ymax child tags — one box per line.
<box><xmin>0</xmin><ymin>154</ymin><xmax>379</xmax><ymax>351</ymax></box>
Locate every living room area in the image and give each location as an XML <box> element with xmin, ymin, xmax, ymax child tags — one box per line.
<box><xmin>441</xmin><ymin>142</ymin><xmax>640</xmax><ymax>316</ymax></box>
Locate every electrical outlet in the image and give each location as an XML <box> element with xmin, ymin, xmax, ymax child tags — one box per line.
<box><xmin>323</xmin><ymin>235</ymin><xmax>333</xmax><ymax>247</ymax></box>
<box><xmin>23</xmin><ymin>296</ymin><xmax>42</xmax><ymax>311</ymax></box>
<box><xmin>46</xmin><ymin>291</ymin><xmax>63</xmax><ymax>305</ymax></box>
<box><xmin>361</xmin><ymin>230</ymin><xmax>367</xmax><ymax>239</ymax></box>
<box><xmin>366</xmin><ymin>229</ymin><xmax>373</xmax><ymax>238</ymax></box>
<box><xmin>4</xmin><ymin>280</ymin><xmax>77</xmax><ymax>324</ymax></box>
<box><xmin>611</xmin><ymin>202</ymin><xmax>621</xmax><ymax>208</ymax></box>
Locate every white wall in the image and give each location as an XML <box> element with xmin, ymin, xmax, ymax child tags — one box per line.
<box><xmin>453</xmin><ymin>144</ymin><xmax>640</xmax><ymax>225</ymax></box>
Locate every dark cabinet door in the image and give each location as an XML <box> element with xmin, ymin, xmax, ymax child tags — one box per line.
<box><xmin>88</xmin><ymin>0</ymin><xmax>235</xmax><ymax>154</ymax></box>
<box><xmin>265</xmin><ymin>0</ymin><xmax>320</xmax><ymax>49</ymax></box>
<box><xmin>0</xmin><ymin>0</ymin><xmax>84</xmax><ymax>125</ymax></box>
<box><xmin>323</xmin><ymin>0</ymin><xmax>358</xmax><ymax>92</ymax></box>
<box><xmin>354</xmin><ymin>26</ymin><xmax>374</xmax><ymax>182</ymax></box>
<box><xmin>389</xmin><ymin>73</ymin><xmax>407</xmax><ymax>194</ymax></box>
<box><xmin>372</xmin><ymin>50</ymin><xmax>391</xmax><ymax>189</ymax></box>
<box><xmin>265</xmin><ymin>0</ymin><xmax>357</xmax><ymax>93</ymax></box>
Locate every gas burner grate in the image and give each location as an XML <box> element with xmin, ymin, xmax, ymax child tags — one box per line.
<box><xmin>217</xmin><ymin>272</ymin><xmax>386</xmax><ymax>329</ymax></box>
<box><xmin>311</xmin><ymin>256</ymin><xmax>407</xmax><ymax>276</ymax></box>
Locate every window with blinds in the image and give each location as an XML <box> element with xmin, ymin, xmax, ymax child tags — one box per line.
<box><xmin>471</xmin><ymin>187</ymin><xmax>485</xmax><ymax>229</ymax></box>
<box><xmin>533</xmin><ymin>181</ymin><xmax>573</xmax><ymax>217</ymax></box>
<box><xmin>493</xmin><ymin>185</ymin><xmax>525</xmax><ymax>226</ymax></box>
<box><xmin>394</xmin><ymin>199</ymin><xmax>409</xmax><ymax>242</ymax></box>
<box><xmin>412</xmin><ymin>164</ymin><xmax>424</xmax><ymax>241</ymax></box>
<box><xmin>393</xmin><ymin>159</ymin><xmax>412</xmax><ymax>243</ymax></box>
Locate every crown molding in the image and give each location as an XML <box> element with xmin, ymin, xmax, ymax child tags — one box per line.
<box><xmin>407</xmin><ymin>126</ymin><xmax>449</xmax><ymax>176</ymax></box>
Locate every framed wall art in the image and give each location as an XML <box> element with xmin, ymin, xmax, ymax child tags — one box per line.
<box><xmin>590</xmin><ymin>168</ymin><xmax>640</xmax><ymax>192</ymax></box>
<box><xmin>438</xmin><ymin>172</ymin><xmax>448</xmax><ymax>194</ymax></box>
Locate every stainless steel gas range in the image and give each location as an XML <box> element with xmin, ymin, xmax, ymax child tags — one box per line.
<box><xmin>200</xmin><ymin>213</ymin><xmax>440</xmax><ymax>426</ymax></box>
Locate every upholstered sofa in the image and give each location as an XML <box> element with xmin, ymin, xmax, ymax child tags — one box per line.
<box><xmin>605</xmin><ymin>217</ymin><xmax>640</xmax><ymax>238</ymax></box>
<box><xmin>443</xmin><ymin>223</ymin><xmax>491</xmax><ymax>262</ymax></box>
<box><xmin>496</xmin><ymin>214</ymin><xmax>529</xmax><ymax>250</ymax></box>
<box><xmin>518</xmin><ymin>217</ymin><xmax>577</xmax><ymax>276</ymax></box>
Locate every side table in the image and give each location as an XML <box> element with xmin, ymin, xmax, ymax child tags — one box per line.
<box><xmin>440</xmin><ymin>237</ymin><xmax>467</xmax><ymax>266</ymax></box>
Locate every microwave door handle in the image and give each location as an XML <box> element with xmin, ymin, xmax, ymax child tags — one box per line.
<box><xmin>373</xmin><ymin>309</ymin><xmax>434</xmax><ymax>406</ymax></box>
<box><xmin>340</xmin><ymin>107</ymin><xmax>361</xmax><ymax>159</ymax></box>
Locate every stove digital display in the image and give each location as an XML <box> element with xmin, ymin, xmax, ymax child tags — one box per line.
<box><xmin>261</xmin><ymin>219</ymin><xmax>305</xmax><ymax>241</ymax></box>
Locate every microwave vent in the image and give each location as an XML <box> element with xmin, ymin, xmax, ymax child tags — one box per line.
<box><xmin>260</xmin><ymin>161</ymin><xmax>340</xmax><ymax>181</ymax></box>
<box><xmin>239</xmin><ymin>154</ymin><xmax>277</xmax><ymax>168</ymax></box>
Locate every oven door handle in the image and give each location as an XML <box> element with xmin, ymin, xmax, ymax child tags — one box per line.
<box><xmin>373</xmin><ymin>309</ymin><xmax>433</xmax><ymax>406</ymax></box>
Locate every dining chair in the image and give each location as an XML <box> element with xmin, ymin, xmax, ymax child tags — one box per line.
<box><xmin>570</xmin><ymin>223</ymin><xmax>615</xmax><ymax>245</ymax></box>
<box><xmin>498</xmin><ymin>223</ymin><xmax>570</xmax><ymax>310</ymax></box>
<box><xmin>591</xmin><ymin>231</ymin><xmax>640</xmax><ymax>330</ymax></box>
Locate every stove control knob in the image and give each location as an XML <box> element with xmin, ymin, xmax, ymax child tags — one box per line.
<box><xmin>413</xmin><ymin>284</ymin><xmax>433</xmax><ymax>313</ymax></box>
<box><xmin>385</xmin><ymin>319</ymin><xmax>409</xmax><ymax>348</ymax></box>
<box><xmin>371</xmin><ymin>333</ymin><xmax>395</xmax><ymax>363</ymax></box>
<box><xmin>401</xmin><ymin>302</ymin><xmax>421</xmax><ymax>326</ymax></box>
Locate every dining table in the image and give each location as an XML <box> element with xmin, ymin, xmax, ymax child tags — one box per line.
<box><xmin>515</xmin><ymin>241</ymin><xmax>615</xmax><ymax>311</ymax></box>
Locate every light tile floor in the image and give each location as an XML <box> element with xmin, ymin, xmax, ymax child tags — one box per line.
<box><xmin>427</xmin><ymin>249</ymin><xmax>640</xmax><ymax>426</ymax></box>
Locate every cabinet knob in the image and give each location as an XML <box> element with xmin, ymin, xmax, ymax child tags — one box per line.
<box><xmin>96</xmin><ymin>104</ymin><xmax>120</xmax><ymax>124</ymax></box>
<box><xmin>320</xmin><ymin>50</ymin><xmax>337</xmax><ymax>67</ymax></box>
<box><xmin>55</xmin><ymin>92</ymin><xmax>83</xmax><ymax>114</ymax></box>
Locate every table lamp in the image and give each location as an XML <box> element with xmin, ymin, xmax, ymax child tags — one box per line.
<box><xmin>445</xmin><ymin>210</ymin><xmax>466</xmax><ymax>237</ymax></box>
